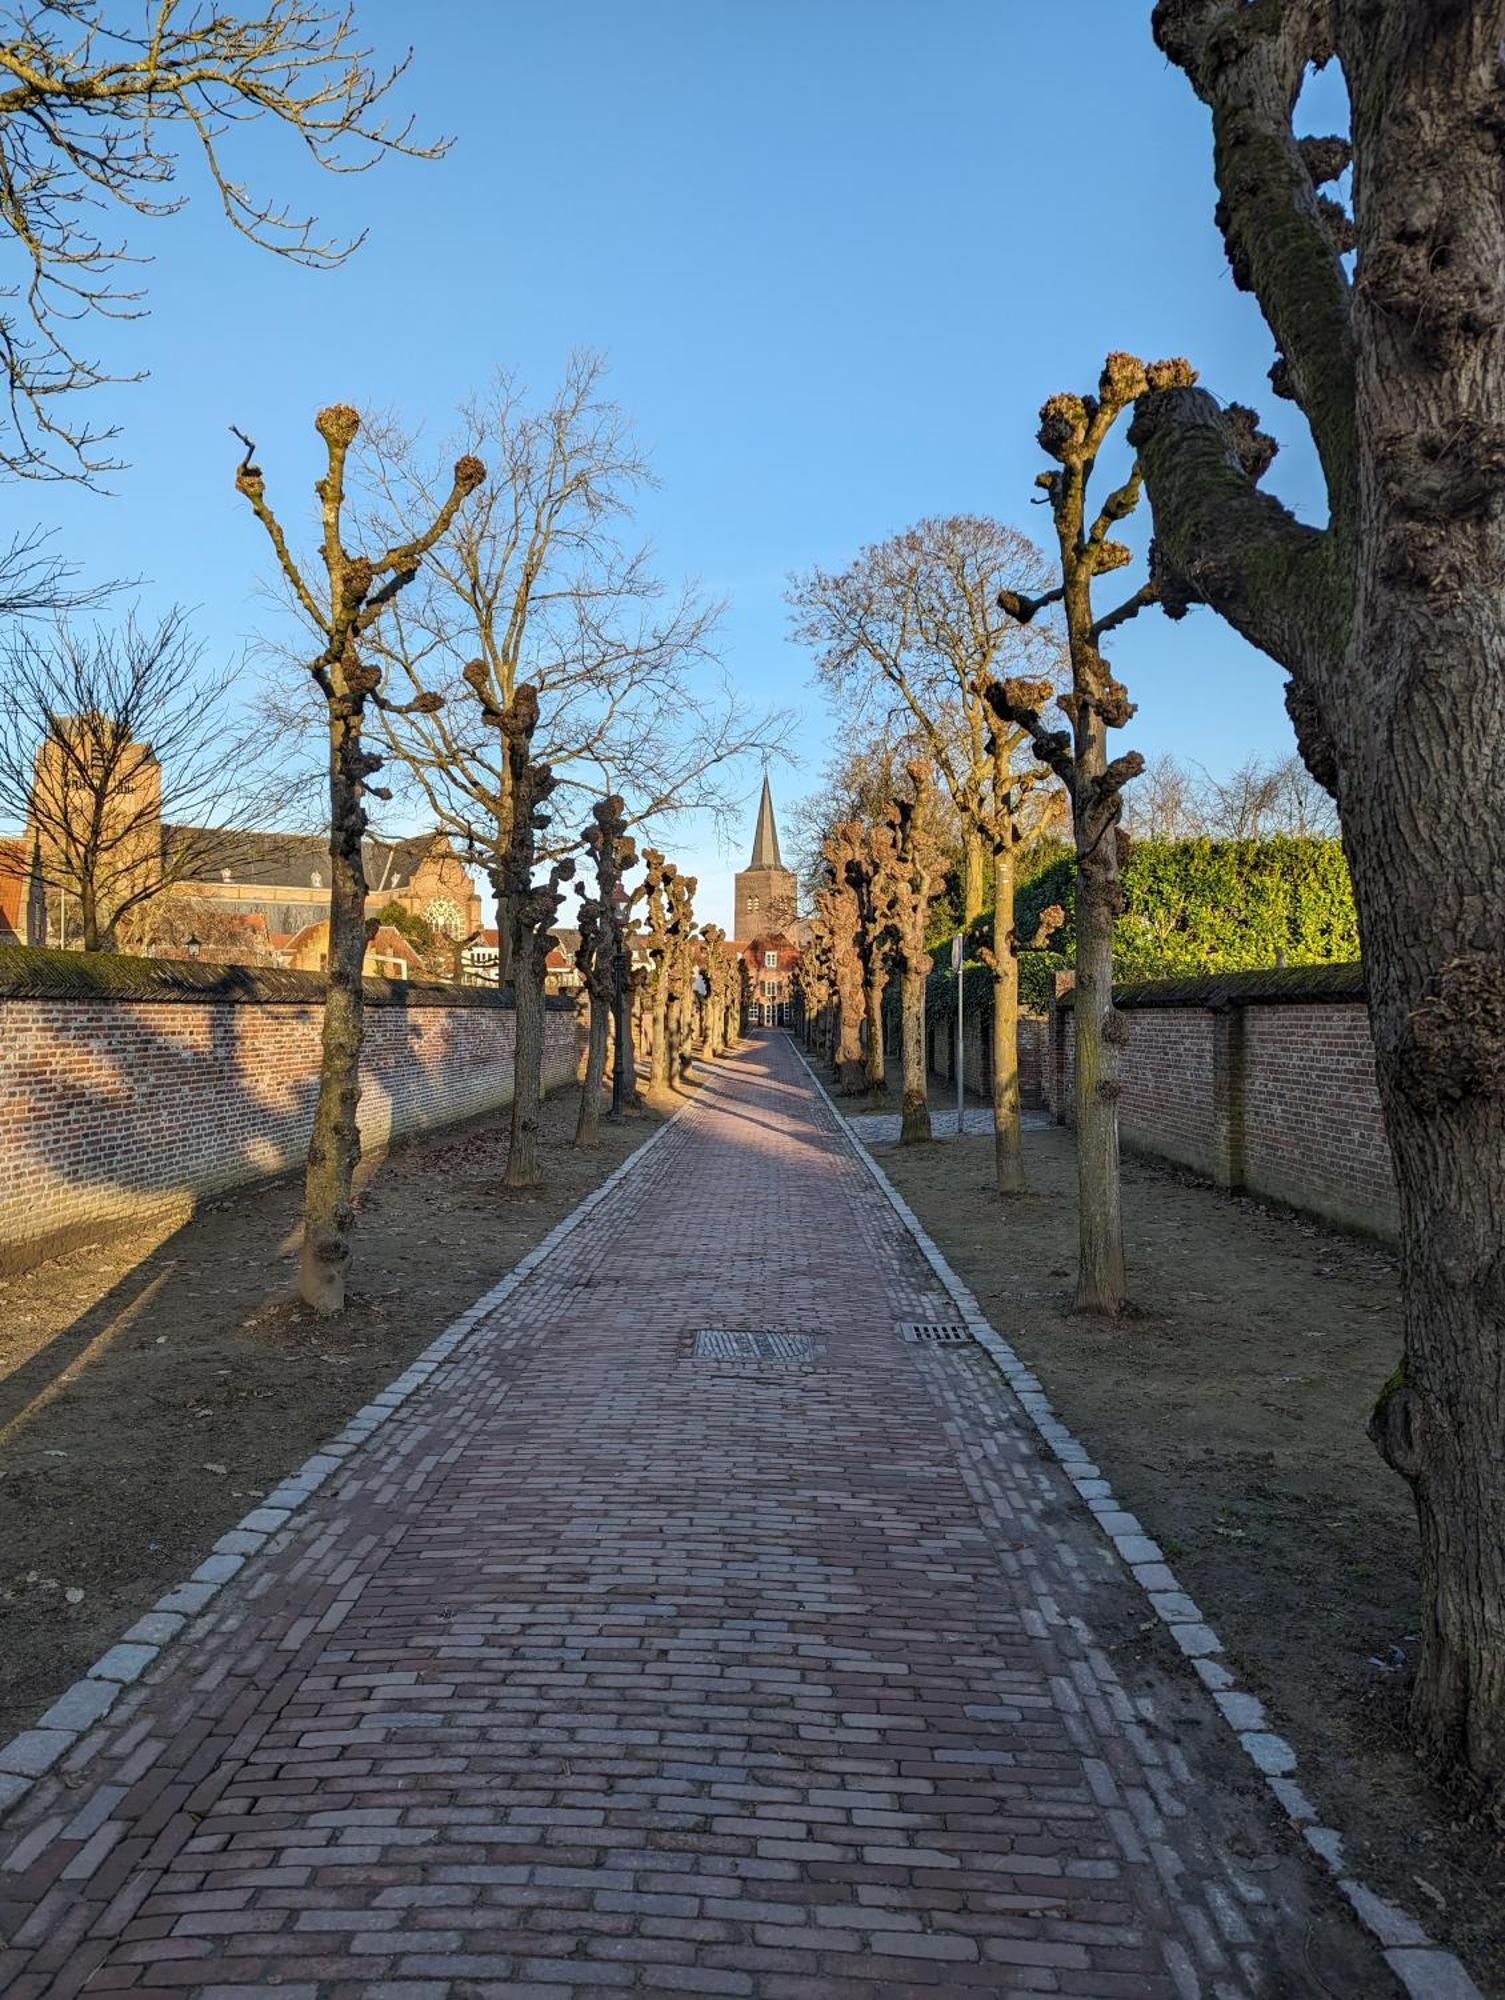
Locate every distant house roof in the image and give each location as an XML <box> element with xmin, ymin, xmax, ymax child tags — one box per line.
<box><xmin>165</xmin><ymin>826</ymin><xmax>445</xmax><ymax>891</ymax></box>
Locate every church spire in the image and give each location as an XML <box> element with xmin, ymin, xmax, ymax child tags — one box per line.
<box><xmin>748</xmin><ymin>773</ymin><xmax>783</xmax><ymax>870</ymax></box>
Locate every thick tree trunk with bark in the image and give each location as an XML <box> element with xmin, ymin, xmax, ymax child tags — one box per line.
<box><xmin>899</xmin><ymin>963</ymin><xmax>929</xmax><ymax>1144</ymax></box>
<box><xmin>990</xmin><ymin>842</ymin><xmax>1024</xmax><ymax>1196</ymax></box>
<box><xmin>300</xmin><ymin>711</ymin><xmax>367</xmax><ymax>1312</ymax></box>
<box><xmin>1136</xmin><ymin>0</ymin><xmax>1505</xmax><ymax>1811</ymax></box>
<box><xmin>863</xmin><ymin>960</ymin><xmax>887</xmax><ymax>1090</ymax></box>
<box><xmin>961</xmin><ymin>824</ymin><xmax>986</xmax><ymax>924</ymax></box>
<box><xmin>576</xmin><ymin>988</ymin><xmax>608</xmax><ymax>1148</ymax></box>
<box><xmin>1070</xmin><ymin>726</ymin><xmax>1126</xmax><ymax>1310</ymax></box>
<box><xmin>506</xmin><ymin>951</ymin><xmax>546</xmax><ymax>1187</ymax></box>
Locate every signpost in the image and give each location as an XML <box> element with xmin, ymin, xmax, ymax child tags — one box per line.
<box><xmin>951</xmin><ymin>931</ymin><xmax>965</xmax><ymax>1139</ymax></box>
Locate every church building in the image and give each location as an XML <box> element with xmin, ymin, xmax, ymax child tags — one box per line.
<box><xmin>733</xmin><ymin>776</ymin><xmax>804</xmax><ymax>1026</ymax></box>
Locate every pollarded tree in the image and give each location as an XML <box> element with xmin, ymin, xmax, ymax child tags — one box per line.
<box><xmin>980</xmin><ymin>725</ymin><xmax>1066</xmax><ymax>1195</ymax></box>
<box><xmin>788</xmin><ymin>516</ymin><xmax>1061</xmax><ymax>923</ymax></box>
<box><xmin>638</xmin><ymin>849</ymin><xmax>672</xmax><ymax>1092</ymax></box>
<box><xmin>574</xmin><ymin>794</ymin><xmax>635</xmax><ymax>1150</ymax></box>
<box><xmin>232</xmin><ymin>407</ymin><xmax>482</xmax><ymax>1313</ymax></box>
<box><xmin>991</xmin><ymin>353</ymin><xmax>1193</xmax><ymax>1312</ymax></box>
<box><xmin>0</xmin><ymin>3</ymin><xmax>445</xmax><ymax>479</ymax></box>
<box><xmin>496</xmin><ymin>683</ymin><xmax>574</xmax><ymax>1189</ymax></box>
<box><xmin>699</xmin><ymin>924</ymin><xmax>735</xmax><ymax>1059</ymax></box>
<box><xmin>839</xmin><ymin>819</ymin><xmax>897</xmax><ymax>1092</ymax></box>
<box><xmin>1132</xmin><ymin>0</ymin><xmax>1505</xmax><ymax>1813</ymax></box>
<box><xmin>663</xmin><ymin>867</ymin><xmax>700</xmax><ymax>1086</ymax></box>
<box><xmin>794</xmin><ymin>920</ymin><xmax>833</xmax><ymax>1056</ymax></box>
<box><xmin>813</xmin><ymin>824</ymin><xmax>866</xmax><ymax>1094</ymax></box>
<box><xmin>883</xmin><ymin>762</ymin><xmax>947</xmax><ymax>1145</ymax></box>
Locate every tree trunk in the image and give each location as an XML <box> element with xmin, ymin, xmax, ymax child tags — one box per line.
<box><xmin>575</xmin><ymin>982</ymin><xmax>609</xmax><ymax>1148</ymax></box>
<box><xmin>300</xmin><ymin>715</ymin><xmax>366</xmax><ymax>1312</ymax></box>
<box><xmin>833</xmin><ymin>991</ymin><xmax>863</xmax><ymax>1094</ymax></box>
<box><xmin>1072</xmin><ymin>781</ymin><xmax>1125</xmax><ymax>1312</ymax></box>
<box><xmin>962</xmin><ymin>824</ymin><xmax>986</xmax><ymax>924</ymax></box>
<box><xmin>899</xmin><ymin>962</ymin><xmax>930</xmax><ymax>1143</ymax></box>
<box><xmin>79</xmin><ymin>872</ymin><xmax>107</xmax><ymax>953</ymax></box>
<box><xmin>1343</xmin><ymin>450</ymin><xmax>1505</xmax><ymax>1814</ymax></box>
<box><xmin>991</xmin><ymin>842</ymin><xmax>1025</xmax><ymax>1196</ymax></box>
<box><xmin>863</xmin><ymin>961</ymin><xmax>887</xmax><ymax>1089</ymax></box>
<box><xmin>506</xmin><ymin>948</ymin><xmax>545</xmax><ymax>1187</ymax></box>
<box><xmin>649</xmin><ymin>965</ymin><xmax>671</xmax><ymax>1092</ymax></box>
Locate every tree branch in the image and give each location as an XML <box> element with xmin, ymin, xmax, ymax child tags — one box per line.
<box><xmin>1152</xmin><ymin>0</ymin><xmax>1356</xmax><ymax>518</ymax></box>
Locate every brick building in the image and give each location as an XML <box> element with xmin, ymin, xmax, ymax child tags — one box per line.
<box><xmin>7</xmin><ymin>714</ymin><xmax>483</xmax><ymax>964</ymax></box>
<box><xmin>732</xmin><ymin>778</ymin><xmax>804</xmax><ymax>1026</ymax></box>
<box><xmin>733</xmin><ymin>776</ymin><xmax>798</xmax><ymax>941</ymax></box>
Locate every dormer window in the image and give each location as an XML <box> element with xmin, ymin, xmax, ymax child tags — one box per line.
<box><xmin>221</xmin><ymin>867</ymin><xmax>232</xmax><ymax>882</ymax></box>
<box><xmin>311</xmin><ymin>869</ymin><xmax>323</xmax><ymax>889</ymax></box>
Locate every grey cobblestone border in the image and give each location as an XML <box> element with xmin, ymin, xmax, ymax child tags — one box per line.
<box><xmin>0</xmin><ymin>1095</ymin><xmax>684</xmax><ymax>1826</ymax></box>
<box><xmin>789</xmin><ymin>1035</ymin><xmax>1484</xmax><ymax>2000</ymax></box>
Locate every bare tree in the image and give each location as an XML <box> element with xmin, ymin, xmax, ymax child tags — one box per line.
<box><xmin>1124</xmin><ymin>749</ymin><xmax>1340</xmax><ymax>841</ymax></box>
<box><xmin>0</xmin><ymin>2</ymin><xmax>444</xmax><ymax>479</ymax></box>
<box><xmin>231</xmin><ymin>405</ymin><xmax>483</xmax><ymax>1314</ymax></box>
<box><xmin>0</xmin><ymin>608</ymin><xmax>279</xmax><ymax>949</ymax></box>
<box><xmin>980</xmin><ymin>728</ymin><xmax>1065</xmax><ymax>1193</ymax></box>
<box><xmin>574</xmin><ymin>793</ymin><xmax>634</xmax><ymax>1150</ymax></box>
<box><xmin>1121</xmin><ymin>752</ymin><xmax>1208</xmax><ymax>842</ymax></box>
<box><xmin>788</xmin><ymin>515</ymin><xmax>1061</xmax><ymax>923</ymax></box>
<box><xmin>495</xmin><ymin>683</ymin><xmax>573</xmax><ymax>1188</ymax></box>
<box><xmin>884</xmin><ymin>762</ymin><xmax>946</xmax><ymax>1145</ymax></box>
<box><xmin>1132</xmin><ymin>0</ymin><xmax>1505</xmax><ymax>1811</ymax></box>
<box><xmin>789</xmin><ymin>733</ymin><xmax>907</xmax><ymax>901</ymax></box>
<box><xmin>344</xmin><ymin>357</ymin><xmax>788</xmax><ymax>952</ymax></box>
<box><xmin>992</xmin><ymin>353</ymin><xmax>1195</xmax><ymax>1313</ymax></box>
<box><xmin>812</xmin><ymin>827</ymin><xmax>866</xmax><ymax>1095</ymax></box>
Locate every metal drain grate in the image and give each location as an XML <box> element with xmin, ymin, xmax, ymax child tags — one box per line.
<box><xmin>898</xmin><ymin>1320</ymin><xmax>974</xmax><ymax>1346</ymax></box>
<box><xmin>693</xmin><ymin>1328</ymin><xmax>818</xmax><ymax>1364</ymax></box>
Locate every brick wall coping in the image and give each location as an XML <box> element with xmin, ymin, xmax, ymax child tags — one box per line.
<box><xmin>1055</xmin><ymin>961</ymin><xmax>1365</xmax><ymax>1012</ymax></box>
<box><xmin>0</xmin><ymin>943</ymin><xmax>575</xmax><ymax>1010</ymax></box>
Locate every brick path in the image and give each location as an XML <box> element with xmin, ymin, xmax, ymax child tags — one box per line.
<box><xmin>0</xmin><ymin>1034</ymin><xmax>1390</xmax><ymax>1998</ymax></box>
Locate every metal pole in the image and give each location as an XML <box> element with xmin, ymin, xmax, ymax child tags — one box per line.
<box><xmin>609</xmin><ymin>927</ymin><xmax>628</xmax><ymax>1121</ymax></box>
<box><xmin>954</xmin><ymin>930</ymin><xmax>965</xmax><ymax>1140</ymax></box>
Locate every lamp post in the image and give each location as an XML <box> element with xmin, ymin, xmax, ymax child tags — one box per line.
<box><xmin>609</xmin><ymin>882</ymin><xmax>631</xmax><ymax>1121</ymax></box>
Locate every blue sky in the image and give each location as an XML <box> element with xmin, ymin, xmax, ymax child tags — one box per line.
<box><xmin>21</xmin><ymin>0</ymin><xmax>1339</xmax><ymax>932</ymax></box>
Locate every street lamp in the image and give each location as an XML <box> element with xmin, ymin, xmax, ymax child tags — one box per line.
<box><xmin>609</xmin><ymin>882</ymin><xmax>632</xmax><ymax>1122</ymax></box>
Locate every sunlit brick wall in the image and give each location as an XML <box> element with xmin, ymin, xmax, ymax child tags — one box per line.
<box><xmin>0</xmin><ymin>986</ymin><xmax>578</xmax><ymax>1272</ymax></box>
<box><xmin>1045</xmin><ymin>976</ymin><xmax>1397</xmax><ymax>1240</ymax></box>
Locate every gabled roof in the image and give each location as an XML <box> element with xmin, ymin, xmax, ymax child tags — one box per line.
<box><xmin>165</xmin><ymin>827</ymin><xmax>445</xmax><ymax>892</ymax></box>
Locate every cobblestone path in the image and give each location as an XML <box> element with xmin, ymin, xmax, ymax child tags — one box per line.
<box><xmin>0</xmin><ymin>1035</ymin><xmax>1389</xmax><ymax>1998</ymax></box>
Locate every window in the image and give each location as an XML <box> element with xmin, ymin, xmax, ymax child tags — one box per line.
<box><xmin>764</xmin><ymin>950</ymin><xmax>778</xmax><ymax>968</ymax></box>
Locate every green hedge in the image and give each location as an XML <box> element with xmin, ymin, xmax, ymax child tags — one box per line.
<box><xmin>1013</xmin><ymin>834</ymin><xmax>1358</xmax><ymax>980</ymax></box>
<box><xmin>908</xmin><ymin>835</ymin><xmax>1357</xmax><ymax>1030</ymax></box>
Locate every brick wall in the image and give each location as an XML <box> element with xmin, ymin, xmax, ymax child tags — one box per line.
<box><xmin>0</xmin><ymin>956</ymin><xmax>580</xmax><ymax>1272</ymax></box>
<box><xmin>925</xmin><ymin>1013</ymin><xmax>1047</xmax><ymax>1110</ymax></box>
<box><xmin>1046</xmin><ymin>965</ymin><xmax>1398</xmax><ymax>1240</ymax></box>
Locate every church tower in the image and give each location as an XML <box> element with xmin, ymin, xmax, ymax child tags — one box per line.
<box><xmin>734</xmin><ymin>775</ymin><xmax>798</xmax><ymax>941</ymax></box>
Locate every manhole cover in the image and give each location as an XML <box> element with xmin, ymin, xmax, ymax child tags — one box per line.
<box><xmin>898</xmin><ymin>1320</ymin><xmax>973</xmax><ymax>1346</ymax></box>
<box><xmin>693</xmin><ymin>1329</ymin><xmax>819</xmax><ymax>1363</ymax></box>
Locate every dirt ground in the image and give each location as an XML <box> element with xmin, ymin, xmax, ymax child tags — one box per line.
<box><xmin>0</xmin><ymin>1081</ymin><xmax>663</xmax><ymax>1747</ymax></box>
<box><xmin>875</xmin><ymin>1111</ymin><xmax>1504</xmax><ymax>1997</ymax></box>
